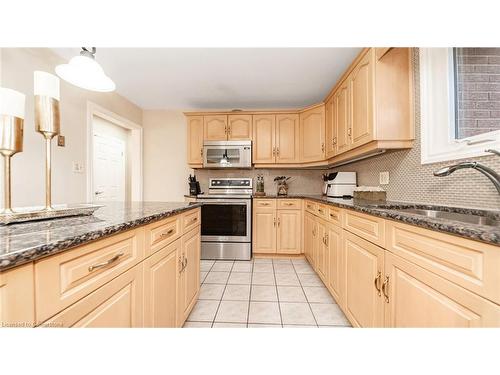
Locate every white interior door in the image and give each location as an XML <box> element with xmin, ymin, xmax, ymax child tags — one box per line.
<box><xmin>92</xmin><ymin>133</ymin><xmax>126</xmax><ymax>202</ymax></box>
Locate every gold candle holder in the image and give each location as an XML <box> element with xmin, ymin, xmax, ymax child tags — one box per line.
<box><xmin>0</xmin><ymin>115</ymin><xmax>24</xmax><ymax>214</ymax></box>
<box><xmin>35</xmin><ymin>95</ymin><xmax>60</xmax><ymax>211</ymax></box>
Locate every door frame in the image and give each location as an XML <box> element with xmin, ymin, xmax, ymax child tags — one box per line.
<box><xmin>86</xmin><ymin>101</ymin><xmax>143</xmax><ymax>202</ymax></box>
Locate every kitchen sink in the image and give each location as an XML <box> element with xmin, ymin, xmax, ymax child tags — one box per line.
<box><xmin>395</xmin><ymin>208</ymin><xmax>500</xmax><ymax>227</ymax></box>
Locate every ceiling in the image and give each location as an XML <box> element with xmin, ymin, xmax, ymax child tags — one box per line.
<box><xmin>52</xmin><ymin>48</ymin><xmax>362</xmax><ymax>110</ymax></box>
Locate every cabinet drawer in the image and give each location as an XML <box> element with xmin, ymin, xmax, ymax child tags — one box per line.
<box><xmin>145</xmin><ymin>215</ymin><xmax>181</xmax><ymax>256</ymax></box>
<box><xmin>182</xmin><ymin>208</ymin><xmax>201</xmax><ymax>233</ymax></box>
<box><xmin>386</xmin><ymin>220</ymin><xmax>500</xmax><ymax>305</ymax></box>
<box><xmin>41</xmin><ymin>264</ymin><xmax>144</xmax><ymax>328</ymax></box>
<box><xmin>277</xmin><ymin>199</ymin><xmax>302</xmax><ymax>210</ymax></box>
<box><xmin>316</xmin><ymin>204</ymin><xmax>328</xmax><ymax>220</ymax></box>
<box><xmin>254</xmin><ymin>199</ymin><xmax>276</xmax><ymax>209</ymax></box>
<box><xmin>35</xmin><ymin>228</ymin><xmax>145</xmax><ymax>323</ymax></box>
<box><xmin>327</xmin><ymin>206</ymin><xmax>342</xmax><ymax>226</ymax></box>
<box><xmin>343</xmin><ymin>210</ymin><xmax>385</xmax><ymax>247</ymax></box>
<box><xmin>305</xmin><ymin>200</ymin><xmax>318</xmax><ymax>215</ymax></box>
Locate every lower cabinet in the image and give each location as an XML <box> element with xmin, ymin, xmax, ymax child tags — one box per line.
<box><xmin>143</xmin><ymin>238</ymin><xmax>181</xmax><ymax>328</ymax></box>
<box><xmin>177</xmin><ymin>226</ymin><xmax>201</xmax><ymax>326</ymax></box>
<box><xmin>316</xmin><ymin>219</ymin><xmax>328</xmax><ymax>282</ymax></box>
<box><xmin>45</xmin><ymin>264</ymin><xmax>144</xmax><ymax>328</ymax></box>
<box><xmin>326</xmin><ymin>223</ymin><xmax>343</xmax><ymax>306</ymax></box>
<box><xmin>0</xmin><ymin>263</ymin><xmax>35</xmax><ymax>327</ymax></box>
<box><xmin>304</xmin><ymin>213</ymin><xmax>316</xmax><ymax>266</ymax></box>
<box><xmin>384</xmin><ymin>252</ymin><xmax>500</xmax><ymax>328</ymax></box>
<box><xmin>343</xmin><ymin>231</ymin><xmax>384</xmax><ymax>328</ymax></box>
<box><xmin>277</xmin><ymin>209</ymin><xmax>302</xmax><ymax>254</ymax></box>
<box><xmin>253</xmin><ymin>207</ymin><xmax>277</xmax><ymax>254</ymax></box>
<box><xmin>253</xmin><ymin>199</ymin><xmax>302</xmax><ymax>255</ymax></box>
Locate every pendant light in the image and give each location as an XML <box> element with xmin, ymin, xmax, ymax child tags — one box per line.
<box><xmin>55</xmin><ymin>47</ymin><xmax>115</xmax><ymax>92</ymax></box>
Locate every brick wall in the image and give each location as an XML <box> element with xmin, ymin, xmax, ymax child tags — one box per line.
<box><xmin>456</xmin><ymin>48</ymin><xmax>500</xmax><ymax>138</ymax></box>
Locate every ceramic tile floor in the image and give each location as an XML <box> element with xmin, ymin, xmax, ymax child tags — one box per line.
<box><xmin>183</xmin><ymin>257</ymin><xmax>351</xmax><ymax>328</ymax></box>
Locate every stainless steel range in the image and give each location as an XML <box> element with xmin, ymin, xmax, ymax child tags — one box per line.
<box><xmin>196</xmin><ymin>178</ymin><xmax>252</xmax><ymax>260</ymax></box>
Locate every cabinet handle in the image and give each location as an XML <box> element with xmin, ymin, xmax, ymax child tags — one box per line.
<box><xmin>183</xmin><ymin>256</ymin><xmax>188</xmax><ymax>270</ymax></box>
<box><xmin>160</xmin><ymin>228</ymin><xmax>174</xmax><ymax>238</ymax></box>
<box><xmin>381</xmin><ymin>276</ymin><xmax>390</xmax><ymax>303</ymax></box>
<box><xmin>374</xmin><ymin>271</ymin><xmax>382</xmax><ymax>296</ymax></box>
<box><xmin>200</xmin><ymin>148</ymin><xmax>203</xmax><ymax>157</ymax></box>
<box><xmin>284</xmin><ymin>202</ymin><xmax>293</xmax><ymax>206</ymax></box>
<box><xmin>273</xmin><ymin>217</ymin><xmax>276</xmax><ymax>227</ymax></box>
<box><xmin>272</xmin><ymin>147</ymin><xmax>276</xmax><ymax>156</ymax></box>
<box><xmin>276</xmin><ymin>147</ymin><xmax>280</xmax><ymax>156</ymax></box>
<box><xmin>347</xmin><ymin>128</ymin><xmax>352</xmax><ymax>137</ymax></box>
<box><xmin>88</xmin><ymin>252</ymin><xmax>124</xmax><ymax>272</ymax></box>
<box><xmin>228</xmin><ymin>125</ymin><xmax>231</xmax><ymax>136</ymax></box>
<box><xmin>333</xmin><ymin>137</ymin><xmax>337</xmax><ymax>145</ymax></box>
<box><xmin>329</xmin><ymin>213</ymin><xmax>337</xmax><ymax>220</ymax></box>
<box><xmin>190</xmin><ymin>217</ymin><xmax>198</xmax><ymax>224</ymax></box>
<box><xmin>260</xmin><ymin>202</ymin><xmax>270</xmax><ymax>206</ymax></box>
<box><xmin>179</xmin><ymin>255</ymin><xmax>183</xmax><ymax>273</ymax></box>
<box><xmin>325</xmin><ymin>234</ymin><xmax>328</xmax><ymax>246</ymax></box>
<box><xmin>321</xmin><ymin>143</ymin><xmax>325</xmax><ymax>152</ymax></box>
<box><xmin>277</xmin><ymin>217</ymin><xmax>280</xmax><ymax>227</ymax></box>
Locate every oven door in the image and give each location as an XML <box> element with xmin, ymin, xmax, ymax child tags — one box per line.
<box><xmin>202</xmin><ymin>144</ymin><xmax>251</xmax><ymax>168</ymax></box>
<box><xmin>198</xmin><ymin>199</ymin><xmax>251</xmax><ymax>242</ymax></box>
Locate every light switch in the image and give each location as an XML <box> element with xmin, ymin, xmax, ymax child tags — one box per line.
<box><xmin>379</xmin><ymin>171</ymin><xmax>389</xmax><ymax>185</ymax></box>
<box><xmin>72</xmin><ymin>162</ymin><xmax>84</xmax><ymax>174</ymax></box>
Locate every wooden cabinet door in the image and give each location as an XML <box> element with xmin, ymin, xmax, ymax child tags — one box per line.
<box><xmin>253</xmin><ymin>208</ymin><xmax>277</xmax><ymax>254</ymax></box>
<box><xmin>316</xmin><ymin>219</ymin><xmax>328</xmax><ymax>282</ymax></box>
<box><xmin>178</xmin><ymin>227</ymin><xmax>201</xmax><ymax>324</ymax></box>
<box><xmin>349</xmin><ymin>50</ymin><xmax>374</xmax><ymax>149</ymax></box>
<box><xmin>0</xmin><ymin>263</ymin><xmax>35</xmax><ymax>327</ymax></box>
<box><xmin>276</xmin><ymin>114</ymin><xmax>299</xmax><ymax>163</ymax></box>
<box><xmin>143</xmin><ymin>238</ymin><xmax>180</xmax><ymax>328</ymax></box>
<box><xmin>384</xmin><ymin>252</ymin><xmax>500</xmax><ymax>328</ymax></box>
<box><xmin>327</xmin><ymin>224</ymin><xmax>343</xmax><ymax>306</ymax></box>
<box><xmin>300</xmin><ymin>105</ymin><xmax>325</xmax><ymax>162</ymax></box>
<box><xmin>204</xmin><ymin>115</ymin><xmax>228</xmax><ymax>141</ymax></box>
<box><xmin>228</xmin><ymin>114</ymin><xmax>252</xmax><ymax>140</ymax></box>
<box><xmin>252</xmin><ymin>115</ymin><xmax>276</xmax><ymax>164</ymax></box>
<box><xmin>277</xmin><ymin>209</ymin><xmax>302</xmax><ymax>254</ymax></box>
<box><xmin>325</xmin><ymin>97</ymin><xmax>336</xmax><ymax>159</ymax></box>
<box><xmin>312</xmin><ymin>219</ymin><xmax>319</xmax><ymax>270</ymax></box>
<box><xmin>335</xmin><ymin>82</ymin><xmax>350</xmax><ymax>154</ymax></box>
<box><xmin>304</xmin><ymin>213</ymin><xmax>315</xmax><ymax>265</ymax></box>
<box><xmin>186</xmin><ymin>116</ymin><xmax>204</xmax><ymax>165</ymax></box>
<box><xmin>44</xmin><ymin>265</ymin><xmax>144</xmax><ymax>328</ymax></box>
<box><xmin>343</xmin><ymin>231</ymin><xmax>384</xmax><ymax>327</ymax></box>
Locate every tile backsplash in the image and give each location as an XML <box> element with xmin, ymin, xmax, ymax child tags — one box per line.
<box><xmin>194</xmin><ymin>169</ymin><xmax>324</xmax><ymax>196</ymax></box>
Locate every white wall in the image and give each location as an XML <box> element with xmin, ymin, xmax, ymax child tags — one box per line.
<box><xmin>143</xmin><ymin>110</ymin><xmax>192</xmax><ymax>201</ymax></box>
<box><xmin>0</xmin><ymin>48</ymin><xmax>142</xmax><ymax>208</ymax></box>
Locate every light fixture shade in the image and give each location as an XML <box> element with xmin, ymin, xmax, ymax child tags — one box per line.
<box><xmin>34</xmin><ymin>71</ymin><xmax>60</xmax><ymax>100</ymax></box>
<box><xmin>55</xmin><ymin>55</ymin><xmax>115</xmax><ymax>92</ymax></box>
<box><xmin>0</xmin><ymin>87</ymin><xmax>26</xmax><ymax>119</ymax></box>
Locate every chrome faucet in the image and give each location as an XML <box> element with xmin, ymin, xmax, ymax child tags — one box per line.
<box><xmin>433</xmin><ymin>161</ymin><xmax>500</xmax><ymax>194</ymax></box>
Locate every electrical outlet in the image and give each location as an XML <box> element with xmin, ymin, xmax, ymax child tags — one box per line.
<box><xmin>379</xmin><ymin>171</ymin><xmax>390</xmax><ymax>185</ymax></box>
<box><xmin>72</xmin><ymin>162</ymin><xmax>84</xmax><ymax>174</ymax></box>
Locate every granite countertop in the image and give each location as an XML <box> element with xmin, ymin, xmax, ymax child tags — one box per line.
<box><xmin>0</xmin><ymin>201</ymin><xmax>201</xmax><ymax>271</ymax></box>
<box><xmin>254</xmin><ymin>194</ymin><xmax>500</xmax><ymax>246</ymax></box>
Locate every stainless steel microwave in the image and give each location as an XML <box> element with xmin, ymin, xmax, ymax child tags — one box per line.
<box><xmin>202</xmin><ymin>140</ymin><xmax>252</xmax><ymax>168</ymax></box>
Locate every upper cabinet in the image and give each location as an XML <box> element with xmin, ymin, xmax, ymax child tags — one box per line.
<box><xmin>186</xmin><ymin>116</ymin><xmax>204</xmax><ymax>167</ymax></box>
<box><xmin>204</xmin><ymin>114</ymin><xmax>252</xmax><ymax>141</ymax></box>
<box><xmin>204</xmin><ymin>115</ymin><xmax>228</xmax><ymax>141</ymax></box>
<box><xmin>228</xmin><ymin>114</ymin><xmax>252</xmax><ymax>140</ymax></box>
<box><xmin>349</xmin><ymin>50</ymin><xmax>374</xmax><ymax>149</ymax></box>
<box><xmin>252</xmin><ymin>113</ymin><xmax>299</xmax><ymax>165</ymax></box>
<box><xmin>185</xmin><ymin>47</ymin><xmax>414</xmax><ymax>169</ymax></box>
<box><xmin>299</xmin><ymin>104</ymin><xmax>325</xmax><ymax>163</ymax></box>
<box><xmin>276</xmin><ymin>114</ymin><xmax>299</xmax><ymax>163</ymax></box>
<box><xmin>253</xmin><ymin>115</ymin><xmax>276</xmax><ymax>164</ymax></box>
<box><xmin>325</xmin><ymin>97</ymin><xmax>336</xmax><ymax>159</ymax></box>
